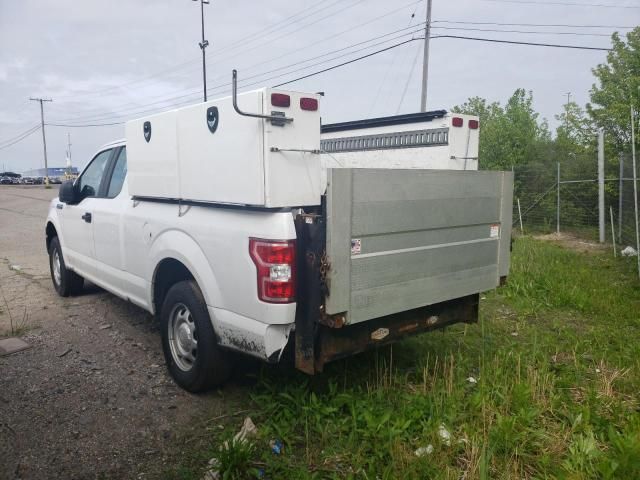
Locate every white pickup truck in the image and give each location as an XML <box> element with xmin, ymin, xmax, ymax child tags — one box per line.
<box><xmin>46</xmin><ymin>73</ymin><xmax>513</xmax><ymax>392</ymax></box>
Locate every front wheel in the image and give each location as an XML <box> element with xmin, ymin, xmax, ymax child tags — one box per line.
<box><xmin>160</xmin><ymin>280</ymin><xmax>231</xmax><ymax>392</ymax></box>
<box><xmin>48</xmin><ymin>236</ymin><xmax>84</xmax><ymax>297</ymax></box>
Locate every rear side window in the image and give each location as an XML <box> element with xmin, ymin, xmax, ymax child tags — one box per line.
<box><xmin>107</xmin><ymin>148</ymin><xmax>127</xmax><ymax>198</ymax></box>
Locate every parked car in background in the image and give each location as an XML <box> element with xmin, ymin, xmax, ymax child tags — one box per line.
<box><xmin>1</xmin><ymin>177</ymin><xmax>12</xmax><ymax>185</ymax></box>
<box><xmin>22</xmin><ymin>177</ymin><xmax>35</xmax><ymax>185</ymax></box>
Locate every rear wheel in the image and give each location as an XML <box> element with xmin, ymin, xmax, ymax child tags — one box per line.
<box><xmin>160</xmin><ymin>280</ymin><xmax>231</xmax><ymax>392</ymax></box>
<box><xmin>48</xmin><ymin>236</ymin><xmax>84</xmax><ymax>297</ymax></box>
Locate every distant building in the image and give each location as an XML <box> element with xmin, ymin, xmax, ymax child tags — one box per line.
<box><xmin>23</xmin><ymin>167</ymin><xmax>79</xmax><ymax>177</ymax></box>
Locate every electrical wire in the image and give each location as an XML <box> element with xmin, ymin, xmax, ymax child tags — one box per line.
<box><xmin>369</xmin><ymin>1</ymin><xmax>423</xmax><ymax>115</ymax></box>
<box><xmin>430</xmin><ymin>34</ymin><xmax>612</xmax><ymax>50</ymax></box>
<box><xmin>273</xmin><ymin>38</ymin><xmax>419</xmax><ymax>87</ymax></box>
<box><xmin>53</xmin><ymin>0</ymin><xmax>343</xmax><ymax>100</ymax></box>
<box><xmin>396</xmin><ymin>42</ymin><xmax>422</xmax><ymax>114</ymax></box>
<box><xmin>0</xmin><ymin>124</ymin><xmax>41</xmax><ymax>146</ymax></box>
<box><xmin>433</xmin><ymin>20</ymin><xmax>636</xmax><ymax>29</ymax></box>
<box><xmin>0</xmin><ymin>125</ymin><xmax>42</xmax><ymax>150</ymax></box>
<box><xmin>37</xmin><ymin>34</ymin><xmax>614</xmax><ymax>128</ymax></box>
<box><xmin>50</xmin><ymin>27</ymin><xmax>424</xmax><ymax>125</ymax></box>
<box><xmin>50</xmin><ymin>0</ymin><xmax>425</xmax><ymax>121</ymax></box>
<box><xmin>479</xmin><ymin>0</ymin><xmax>640</xmax><ymax>8</ymax></box>
<box><xmin>431</xmin><ymin>25</ymin><xmax>616</xmax><ymax>37</ymax></box>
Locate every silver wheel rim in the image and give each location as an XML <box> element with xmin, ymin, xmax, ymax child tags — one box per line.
<box><xmin>168</xmin><ymin>303</ymin><xmax>198</xmax><ymax>372</ymax></box>
<box><xmin>52</xmin><ymin>249</ymin><xmax>62</xmax><ymax>286</ymax></box>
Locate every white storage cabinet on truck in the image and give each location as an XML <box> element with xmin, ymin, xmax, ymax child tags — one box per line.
<box><xmin>46</xmin><ymin>72</ymin><xmax>513</xmax><ymax>391</ymax></box>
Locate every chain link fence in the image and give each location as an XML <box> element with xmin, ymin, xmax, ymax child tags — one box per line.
<box><xmin>511</xmin><ymin>154</ymin><xmax>639</xmax><ymax>269</ymax></box>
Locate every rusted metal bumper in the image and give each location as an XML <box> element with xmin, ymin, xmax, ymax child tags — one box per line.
<box><xmin>311</xmin><ymin>294</ymin><xmax>478</xmax><ymax>372</ymax></box>
<box><xmin>296</xmin><ymin>294</ymin><xmax>478</xmax><ymax>374</ymax></box>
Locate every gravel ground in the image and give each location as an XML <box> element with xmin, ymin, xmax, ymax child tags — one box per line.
<box><xmin>0</xmin><ymin>186</ymin><xmax>245</xmax><ymax>479</ymax></box>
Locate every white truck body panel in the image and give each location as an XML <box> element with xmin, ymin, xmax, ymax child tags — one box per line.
<box><xmin>126</xmin><ymin>89</ymin><xmax>322</xmax><ymax>208</ymax></box>
<box><xmin>320</xmin><ymin>112</ymin><xmax>479</xmax><ymax>172</ymax></box>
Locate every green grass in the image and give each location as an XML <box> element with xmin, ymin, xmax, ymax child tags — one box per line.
<box><xmin>164</xmin><ymin>237</ymin><xmax>640</xmax><ymax>479</ymax></box>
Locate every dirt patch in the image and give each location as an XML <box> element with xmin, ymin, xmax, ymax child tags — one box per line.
<box><xmin>533</xmin><ymin>232</ymin><xmax>608</xmax><ymax>254</ymax></box>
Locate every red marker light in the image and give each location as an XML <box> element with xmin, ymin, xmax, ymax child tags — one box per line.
<box><xmin>300</xmin><ymin>97</ymin><xmax>318</xmax><ymax>111</ymax></box>
<box><xmin>271</xmin><ymin>93</ymin><xmax>290</xmax><ymax>108</ymax></box>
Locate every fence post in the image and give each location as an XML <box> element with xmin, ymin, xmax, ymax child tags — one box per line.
<box><xmin>618</xmin><ymin>153</ymin><xmax>624</xmax><ymax>243</ymax></box>
<box><xmin>631</xmin><ymin>104</ymin><xmax>640</xmax><ymax>280</ymax></box>
<box><xmin>598</xmin><ymin>129</ymin><xmax>605</xmax><ymax>243</ymax></box>
<box><xmin>556</xmin><ymin>162</ymin><xmax>560</xmax><ymax>234</ymax></box>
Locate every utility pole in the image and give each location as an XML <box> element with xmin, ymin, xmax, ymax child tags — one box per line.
<box><xmin>419</xmin><ymin>0</ymin><xmax>432</xmax><ymax>112</ymax></box>
<box><xmin>564</xmin><ymin>92</ymin><xmax>571</xmax><ymax>129</ymax></box>
<box><xmin>598</xmin><ymin>129</ymin><xmax>605</xmax><ymax>243</ymax></box>
<box><xmin>30</xmin><ymin>97</ymin><xmax>52</xmax><ymax>185</ymax></box>
<box><xmin>193</xmin><ymin>0</ymin><xmax>210</xmax><ymax>102</ymax></box>
<box><xmin>66</xmin><ymin>132</ymin><xmax>72</xmax><ymax>176</ymax></box>
<box><xmin>631</xmin><ymin>103</ymin><xmax>640</xmax><ymax>279</ymax></box>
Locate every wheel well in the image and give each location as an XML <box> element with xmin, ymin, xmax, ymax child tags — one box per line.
<box><xmin>46</xmin><ymin>222</ymin><xmax>57</xmax><ymax>251</ymax></box>
<box><xmin>153</xmin><ymin>258</ymin><xmax>195</xmax><ymax>315</ymax></box>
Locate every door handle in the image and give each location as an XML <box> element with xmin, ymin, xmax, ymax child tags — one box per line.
<box><xmin>81</xmin><ymin>212</ymin><xmax>92</xmax><ymax>223</ymax></box>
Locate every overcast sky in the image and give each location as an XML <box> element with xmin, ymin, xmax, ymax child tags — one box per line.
<box><xmin>0</xmin><ymin>0</ymin><xmax>637</xmax><ymax>173</ymax></box>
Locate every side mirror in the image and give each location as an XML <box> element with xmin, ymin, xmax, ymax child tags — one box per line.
<box><xmin>59</xmin><ymin>180</ymin><xmax>78</xmax><ymax>204</ymax></box>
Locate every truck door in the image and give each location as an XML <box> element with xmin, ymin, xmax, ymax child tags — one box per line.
<box><xmin>90</xmin><ymin>147</ymin><xmax>128</xmax><ymax>295</ymax></box>
<box><xmin>59</xmin><ymin>148</ymin><xmax>114</xmax><ymax>279</ymax></box>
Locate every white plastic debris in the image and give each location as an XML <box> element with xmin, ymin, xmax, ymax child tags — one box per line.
<box><xmin>438</xmin><ymin>423</ymin><xmax>452</xmax><ymax>446</ymax></box>
<box><xmin>9</xmin><ymin>265</ymin><xmax>21</xmax><ymax>271</ymax></box>
<box><xmin>511</xmin><ymin>332</ymin><xmax>519</xmax><ymax>337</ymax></box>
<box><xmin>467</xmin><ymin>376</ymin><xmax>477</xmax><ymax>384</ymax></box>
<box><xmin>621</xmin><ymin>246</ymin><xmax>638</xmax><ymax>257</ymax></box>
<box><xmin>414</xmin><ymin>444</ymin><xmax>434</xmax><ymax>457</ymax></box>
<box><xmin>233</xmin><ymin>417</ymin><xmax>257</xmax><ymax>444</ymax></box>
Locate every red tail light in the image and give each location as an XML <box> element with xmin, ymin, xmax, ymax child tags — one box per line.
<box><xmin>271</xmin><ymin>93</ymin><xmax>290</xmax><ymax>108</ymax></box>
<box><xmin>249</xmin><ymin>238</ymin><xmax>296</xmax><ymax>303</ymax></box>
<box><xmin>452</xmin><ymin>116</ymin><xmax>463</xmax><ymax>127</ymax></box>
<box><xmin>300</xmin><ymin>97</ymin><xmax>318</xmax><ymax>111</ymax></box>
<box><xmin>468</xmin><ymin>119</ymin><xmax>479</xmax><ymax>129</ymax></box>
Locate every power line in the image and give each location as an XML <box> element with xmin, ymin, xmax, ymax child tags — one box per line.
<box><xmin>32</xmin><ymin>35</ymin><xmax>614</xmax><ymax>129</ymax></box>
<box><xmin>50</xmin><ymin>27</ymin><xmax>424</xmax><ymax>125</ymax></box>
<box><xmin>49</xmin><ymin>1</ymin><xmax>425</xmax><ymax>122</ymax></box>
<box><xmin>479</xmin><ymin>0</ymin><xmax>640</xmax><ymax>8</ymax></box>
<box><xmin>273</xmin><ymin>38</ymin><xmax>419</xmax><ymax>88</ymax></box>
<box><xmin>0</xmin><ymin>124</ymin><xmax>40</xmax><ymax>146</ymax></box>
<box><xmin>430</xmin><ymin>34</ymin><xmax>612</xmax><ymax>51</ymax></box>
<box><xmin>431</xmin><ymin>25</ymin><xmax>615</xmax><ymax>36</ymax></box>
<box><xmin>433</xmin><ymin>20</ymin><xmax>636</xmax><ymax>29</ymax></box>
<box><xmin>54</xmin><ymin>0</ymin><xmax>342</xmax><ymax>100</ymax></box>
<box><xmin>0</xmin><ymin>125</ymin><xmax>40</xmax><ymax>150</ymax></box>
<box><xmin>370</xmin><ymin>2</ymin><xmax>423</xmax><ymax>115</ymax></box>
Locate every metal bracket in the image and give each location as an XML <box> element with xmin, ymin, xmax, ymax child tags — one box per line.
<box><xmin>270</xmin><ymin>147</ymin><xmax>321</xmax><ymax>154</ymax></box>
<box><xmin>178</xmin><ymin>201</ymin><xmax>191</xmax><ymax>217</ymax></box>
<box><xmin>232</xmin><ymin>69</ymin><xmax>293</xmax><ymax>124</ymax></box>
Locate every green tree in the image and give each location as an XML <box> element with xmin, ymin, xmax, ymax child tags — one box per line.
<box><xmin>452</xmin><ymin>89</ymin><xmax>550</xmax><ymax>169</ymax></box>
<box><xmin>588</xmin><ymin>27</ymin><xmax>640</xmax><ymax>150</ymax></box>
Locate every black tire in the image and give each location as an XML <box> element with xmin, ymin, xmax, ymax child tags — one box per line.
<box><xmin>48</xmin><ymin>236</ymin><xmax>84</xmax><ymax>297</ymax></box>
<box><xmin>160</xmin><ymin>280</ymin><xmax>231</xmax><ymax>392</ymax></box>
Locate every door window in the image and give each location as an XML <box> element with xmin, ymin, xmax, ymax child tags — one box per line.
<box><xmin>76</xmin><ymin>149</ymin><xmax>112</xmax><ymax>201</ymax></box>
<box><xmin>107</xmin><ymin>148</ymin><xmax>127</xmax><ymax>198</ymax></box>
